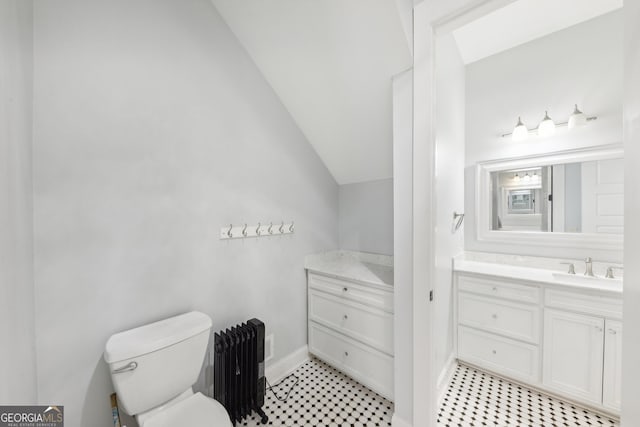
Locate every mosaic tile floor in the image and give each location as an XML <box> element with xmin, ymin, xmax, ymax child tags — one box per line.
<box><xmin>240</xmin><ymin>358</ymin><xmax>619</xmax><ymax>426</ymax></box>
<box><xmin>242</xmin><ymin>357</ymin><xmax>393</xmax><ymax>427</ymax></box>
<box><xmin>438</xmin><ymin>363</ymin><xmax>620</xmax><ymax>427</ymax></box>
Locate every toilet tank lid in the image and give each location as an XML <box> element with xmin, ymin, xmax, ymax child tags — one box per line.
<box><xmin>104</xmin><ymin>311</ymin><xmax>212</xmax><ymax>364</ymax></box>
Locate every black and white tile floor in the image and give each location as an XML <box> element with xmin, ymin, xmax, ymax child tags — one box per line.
<box><xmin>438</xmin><ymin>364</ymin><xmax>620</xmax><ymax>427</ymax></box>
<box><xmin>241</xmin><ymin>358</ymin><xmax>619</xmax><ymax>426</ymax></box>
<box><xmin>242</xmin><ymin>357</ymin><xmax>393</xmax><ymax>427</ymax></box>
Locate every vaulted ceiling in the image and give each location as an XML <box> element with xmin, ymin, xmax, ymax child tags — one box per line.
<box><xmin>211</xmin><ymin>0</ymin><xmax>413</xmax><ymax>184</ymax></box>
<box><xmin>453</xmin><ymin>0</ymin><xmax>623</xmax><ymax>64</ymax></box>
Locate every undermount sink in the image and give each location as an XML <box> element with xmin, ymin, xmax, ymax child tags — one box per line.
<box><xmin>552</xmin><ymin>271</ymin><xmax>623</xmax><ymax>288</ymax></box>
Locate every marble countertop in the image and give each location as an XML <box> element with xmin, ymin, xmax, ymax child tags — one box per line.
<box><xmin>454</xmin><ymin>252</ymin><xmax>623</xmax><ymax>294</ymax></box>
<box><xmin>305</xmin><ymin>250</ymin><xmax>393</xmax><ymax>287</ymax></box>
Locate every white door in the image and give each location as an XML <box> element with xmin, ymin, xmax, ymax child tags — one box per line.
<box><xmin>603</xmin><ymin>319</ymin><xmax>623</xmax><ymax>412</ymax></box>
<box><xmin>581</xmin><ymin>158</ymin><xmax>624</xmax><ymax>234</ymax></box>
<box><xmin>543</xmin><ymin>309</ymin><xmax>604</xmax><ymax>405</ymax></box>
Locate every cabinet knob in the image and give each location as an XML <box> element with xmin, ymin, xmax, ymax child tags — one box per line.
<box><xmin>343</xmin><ymin>287</ymin><xmax>348</xmax><ymax>292</ymax></box>
<box><xmin>491</xmin><ymin>314</ymin><xmax>498</xmax><ymax>319</ymax></box>
<box><xmin>492</xmin><ymin>287</ymin><xmax>497</xmax><ymax>291</ymax></box>
<box><xmin>343</xmin><ymin>314</ymin><xmax>348</xmax><ymax>320</ymax></box>
<box><xmin>344</xmin><ymin>351</ymin><xmax>349</xmax><ymax>357</ymax></box>
<box><xmin>492</xmin><ymin>350</ymin><xmax>497</xmax><ymax>355</ymax></box>
<box><xmin>608</xmin><ymin>329</ymin><xmax>617</xmax><ymax>335</ymax></box>
<box><xmin>595</xmin><ymin>326</ymin><xmax>603</xmax><ymax>332</ymax></box>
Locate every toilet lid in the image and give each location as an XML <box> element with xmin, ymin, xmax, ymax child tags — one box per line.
<box><xmin>142</xmin><ymin>392</ymin><xmax>232</xmax><ymax>427</ymax></box>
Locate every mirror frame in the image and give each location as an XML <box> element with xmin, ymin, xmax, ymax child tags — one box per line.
<box><xmin>476</xmin><ymin>144</ymin><xmax>624</xmax><ymax>251</ymax></box>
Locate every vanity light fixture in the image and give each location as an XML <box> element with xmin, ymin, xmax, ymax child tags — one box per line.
<box><xmin>538</xmin><ymin>111</ymin><xmax>556</xmax><ymax>137</ymax></box>
<box><xmin>524</xmin><ymin>172</ymin><xmax>531</xmax><ymax>181</ymax></box>
<box><xmin>512</xmin><ymin>117</ymin><xmax>529</xmax><ymax>142</ymax></box>
<box><xmin>502</xmin><ymin>105</ymin><xmax>597</xmax><ymax>139</ymax></box>
<box><xmin>513</xmin><ymin>173</ymin><xmax>520</xmax><ymax>182</ymax></box>
<box><xmin>568</xmin><ymin>104</ymin><xmax>587</xmax><ymax>129</ymax></box>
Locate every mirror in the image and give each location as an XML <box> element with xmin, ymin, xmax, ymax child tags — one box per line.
<box><xmin>476</xmin><ymin>145</ymin><xmax>624</xmax><ymax>249</ymax></box>
<box><xmin>491</xmin><ymin>158</ymin><xmax>624</xmax><ymax>234</ymax></box>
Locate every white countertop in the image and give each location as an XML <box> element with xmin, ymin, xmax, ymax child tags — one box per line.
<box><xmin>305</xmin><ymin>250</ymin><xmax>393</xmax><ymax>287</ymax></box>
<box><xmin>454</xmin><ymin>252</ymin><xmax>623</xmax><ymax>294</ymax></box>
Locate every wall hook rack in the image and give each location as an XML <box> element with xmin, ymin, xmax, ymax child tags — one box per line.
<box><xmin>220</xmin><ymin>221</ymin><xmax>295</xmax><ymax>240</ymax></box>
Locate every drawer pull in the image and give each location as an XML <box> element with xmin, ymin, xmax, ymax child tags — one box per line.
<box><xmin>608</xmin><ymin>329</ymin><xmax>617</xmax><ymax>335</ymax></box>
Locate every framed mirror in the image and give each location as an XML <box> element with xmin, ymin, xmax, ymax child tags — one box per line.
<box><xmin>476</xmin><ymin>144</ymin><xmax>623</xmax><ymax>250</ymax></box>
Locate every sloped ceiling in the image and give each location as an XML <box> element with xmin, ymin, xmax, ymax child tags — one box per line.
<box><xmin>453</xmin><ymin>0</ymin><xmax>623</xmax><ymax>65</ymax></box>
<box><xmin>211</xmin><ymin>0</ymin><xmax>412</xmax><ymax>184</ymax></box>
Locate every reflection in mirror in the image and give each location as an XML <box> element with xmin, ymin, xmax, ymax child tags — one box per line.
<box><xmin>491</xmin><ymin>158</ymin><xmax>624</xmax><ymax>234</ymax></box>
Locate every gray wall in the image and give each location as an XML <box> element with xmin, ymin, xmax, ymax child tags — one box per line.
<box><xmin>338</xmin><ymin>178</ymin><xmax>393</xmax><ymax>255</ymax></box>
<box><xmin>32</xmin><ymin>1</ymin><xmax>338</xmax><ymax>425</ymax></box>
<box><xmin>0</xmin><ymin>0</ymin><xmax>37</xmax><ymax>404</ymax></box>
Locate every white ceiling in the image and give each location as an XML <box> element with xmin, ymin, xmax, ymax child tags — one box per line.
<box><xmin>211</xmin><ymin>0</ymin><xmax>412</xmax><ymax>184</ymax></box>
<box><xmin>453</xmin><ymin>0</ymin><xmax>624</xmax><ymax>65</ymax></box>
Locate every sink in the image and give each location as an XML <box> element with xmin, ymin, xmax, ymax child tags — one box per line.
<box><xmin>552</xmin><ymin>272</ymin><xmax>622</xmax><ymax>289</ymax></box>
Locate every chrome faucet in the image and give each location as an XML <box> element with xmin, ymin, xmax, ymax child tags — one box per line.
<box><xmin>584</xmin><ymin>257</ymin><xmax>595</xmax><ymax>277</ymax></box>
<box><xmin>605</xmin><ymin>266</ymin><xmax>624</xmax><ymax>279</ymax></box>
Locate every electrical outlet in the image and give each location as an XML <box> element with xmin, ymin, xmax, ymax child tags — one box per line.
<box><xmin>265</xmin><ymin>334</ymin><xmax>274</xmax><ymax>362</ymax></box>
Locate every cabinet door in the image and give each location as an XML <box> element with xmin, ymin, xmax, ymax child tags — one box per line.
<box><xmin>543</xmin><ymin>309</ymin><xmax>604</xmax><ymax>405</ymax></box>
<box><xmin>603</xmin><ymin>320</ymin><xmax>622</xmax><ymax>412</ymax></box>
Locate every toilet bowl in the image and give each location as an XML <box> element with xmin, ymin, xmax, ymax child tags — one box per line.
<box><xmin>104</xmin><ymin>311</ymin><xmax>232</xmax><ymax>427</ymax></box>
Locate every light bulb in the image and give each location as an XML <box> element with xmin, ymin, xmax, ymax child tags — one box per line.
<box><xmin>524</xmin><ymin>172</ymin><xmax>531</xmax><ymax>181</ymax></box>
<box><xmin>514</xmin><ymin>173</ymin><xmax>520</xmax><ymax>182</ymax></box>
<box><xmin>512</xmin><ymin>117</ymin><xmax>528</xmax><ymax>141</ymax></box>
<box><xmin>568</xmin><ymin>104</ymin><xmax>587</xmax><ymax>129</ymax></box>
<box><xmin>538</xmin><ymin>111</ymin><xmax>556</xmax><ymax>137</ymax></box>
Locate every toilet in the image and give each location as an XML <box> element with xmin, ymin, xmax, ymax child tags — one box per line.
<box><xmin>104</xmin><ymin>311</ymin><xmax>232</xmax><ymax>427</ymax></box>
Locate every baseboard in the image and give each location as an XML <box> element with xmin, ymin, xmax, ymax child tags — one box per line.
<box><xmin>436</xmin><ymin>353</ymin><xmax>457</xmax><ymax>404</ymax></box>
<box><xmin>391</xmin><ymin>412</ymin><xmax>412</xmax><ymax>427</ymax></box>
<box><xmin>265</xmin><ymin>345</ymin><xmax>309</xmax><ymax>384</ymax></box>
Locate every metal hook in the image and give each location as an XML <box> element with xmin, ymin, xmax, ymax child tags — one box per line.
<box><xmin>242</xmin><ymin>223</ymin><xmax>248</xmax><ymax>237</ymax></box>
<box><xmin>289</xmin><ymin>221</ymin><xmax>294</xmax><ymax>232</ymax></box>
<box><xmin>256</xmin><ymin>222</ymin><xmax>261</xmax><ymax>236</ymax></box>
<box><xmin>227</xmin><ymin>224</ymin><xmax>233</xmax><ymax>238</ymax></box>
<box><xmin>268</xmin><ymin>222</ymin><xmax>273</xmax><ymax>235</ymax></box>
<box><xmin>279</xmin><ymin>221</ymin><xmax>284</xmax><ymax>234</ymax></box>
<box><xmin>453</xmin><ymin>212</ymin><xmax>465</xmax><ymax>231</ymax></box>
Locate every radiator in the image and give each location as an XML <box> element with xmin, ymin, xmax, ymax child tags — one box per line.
<box><xmin>213</xmin><ymin>319</ymin><xmax>268</xmax><ymax>426</ymax></box>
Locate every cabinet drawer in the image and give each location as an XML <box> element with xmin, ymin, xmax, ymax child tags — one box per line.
<box><xmin>458</xmin><ymin>292</ymin><xmax>540</xmax><ymax>344</ymax></box>
<box><xmin>458</xmin><ymin>274</ymin><xmax>540</xmax><ymax>304</ymax></box>
<box><xmin>309</xmin><ymin>289</ymin><xmax>393</xmax><ymax>355</ymax></box>
<box><xmin>545</xmin><ymin>289</ymin><xmax>622</xmax><ymax>319</ymax></box>
<box><xmin>458</xmin><ymin>326</ymin><xmax>540</xmax><ymax>384</ymax></box>
<box><xmin>309</xmin><ymin>322</ymin><xmax>394</xmax><ymax>400</ymax></box>
<box><xmin>309</xmin><ymin>273</ymin><xmax>393</xmax><ymax>312</ymax></box>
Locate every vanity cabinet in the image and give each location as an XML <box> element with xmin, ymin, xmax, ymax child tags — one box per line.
<box><xmin>603</xmin><ymin>320</ymin><xmax>623</xmax><ymax>412</ymax></box>
<box><xmin>455</xmin><ymin>271</ymin><xmax>622</xmax><ymax>414</ymax></box>
<box><xmin>542</xmin><ymin>310</ymin><xmax>604</xmax><ymax>405</ymax></box>
<box><xmin>307</xmin><ymin>272</ymin><xmax>394</xmax><ymax>400</ymax></box>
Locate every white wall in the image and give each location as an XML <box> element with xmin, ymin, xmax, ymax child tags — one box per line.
<box><xmin>392</xmin><ymin>69</ymin><xmax>413</xmax><ymax>426</ymax></box>
<box><xmin>0</xmin><ymin>0</ymin><xmax>37</xmax><ymax>404</ymax></box>
<box><xmin>464</xmin><ymin>10</ymin><xmax>623</xmax><ymax>261</ymax></box>
<box><xmin>622</xmin><ymin>1</ymin><xmax>640</xmax><ymax>425</ymax></box>
<box><xmin>31</xmin><ymin>1</ymin><xmax>338</xmax><ymax>426</ymax></box>
<box><xmin>433</xmin><ymin>33</ymin><xmax>465</xmax><ymax>390</ymax></box>
<box><xmin>339</xmin><ymin>178</ymin><xmax>393</xmax><ymax>256</ymax></box>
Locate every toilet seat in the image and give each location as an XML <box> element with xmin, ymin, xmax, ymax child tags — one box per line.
<box><xmin>141</xmin><ymin>392</ymin><xmax>232</xmax><ymax>427</ymax></box>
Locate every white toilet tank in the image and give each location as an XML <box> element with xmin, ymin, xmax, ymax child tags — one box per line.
<box><xmin>104</xmin><ymin>311</ymin><xmax>213</xmax><ymax>416</ymax></box>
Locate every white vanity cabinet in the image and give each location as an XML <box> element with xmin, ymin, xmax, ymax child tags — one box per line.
<box><xmin>307</xmin><ymin>272</ymin><xmax>394</xmax><ymax>400</ymax></box>
<box><xmin>455</xmin><ymin>271</ymin><xmax>623</xmax><ymax>414</ymax></box>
